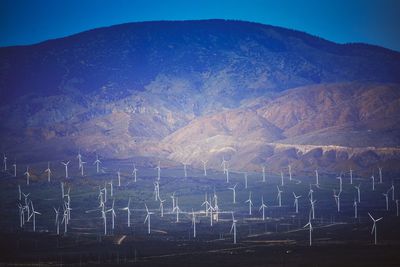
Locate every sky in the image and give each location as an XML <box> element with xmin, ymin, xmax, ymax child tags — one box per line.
<box><xmin>1</xmin><ymin>0</ymin><xmax>400</xmax><ymax>51</ymax></box>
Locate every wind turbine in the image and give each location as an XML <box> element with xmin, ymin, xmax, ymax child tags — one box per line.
<box><xmin>80</xmin><ymin>161</ymin><xmax>86</xmax><ymax>176</ymax></box>
<box><xmin>44</xmin><ymin>162</ymin><xmax>51</xmax><ymax>182</ymax></box>
<box><xmin>308</xmin><ymin>184</ymin><xmax>314</xmax><ymax>202</ymax></box>
<box><xmin>349</xmin><ymin>169</ymin><xmax>353</xmax><ymax>185</ymax></box>
<box><xmin>280</xmin><ymin>171</ymin><xmax>284</xmax><ymax>186</ymax></box>
<box><xmin>18</xmin><ymin>184</ymin><xmax>21</xmax><ymax>201</ymax></box>
<box><xmin>368</xmin><ymin>213</ymin><xmax>383</xmax><ymax>245</ymax></box>
<box><xmin>109</xmin><ymin>180</ymin><xmax>114</xmax><ymax>197</ymax></box>
<box><xmin>12</xmin><ymin>161</ymin><xmax>17</xmax><ymax>177</ymax></box>
<box><xmin>3</xmin><ymin>153</ymin><xmax>7</xmax><ymax>171</ymax></box>
<box><xmin>159</xmin><ymin>197</ymin><xmax>165</xmax><ymax>217</ymax></box>
<box><xmin>390</xmin><ymin>182</ymin><xmax>395</xmax><ymax>201</ymax></box>
<box><xmin>77</xmin><ymin>150</ymin><xmax>82</xmax><ymax>169</ymax></box>
<box><xmin>277</xmin><ymin>186</ymin><xmax>283</xmax><ymax>207</ymax></box>
<box><xmin>378</xmin><ymin>167</ymin><xmax>383</xmax><ymax>184</ymax></box>
<box><xmin>153</xmin><ymin>181</ymin><xmax>160</xmax><ymax>201</ymax></box>
<box><xmin>132</xmin><ymin>164</ymin><xmax>138</xmax><ymax>182</ymax></box>
<box><xmin>144</xmin><ymin>204</ymin><xmax>154</xmax><ymax>234</ymax></box>
<box><xmin>355</xmin><ymin>184</ymin><xmax>361</xmax><ymax>203</ymax></box>
<box><xmin>121</xmin><ymin>197</ymin><xmax>131</xmax><ymax>227</ymax></box>
<box><xmin>183</xmin><ymin>162</ymin><xmax>188</xmax><ymax>178</ymax></box>
<box><xmin>28</xmin><ymin>201</ymin><xmax>41</xmax><ymax>232</ymax></box>
<box><xmin>201</xmin><ymin>193</ymin><xmax>210</xmax><ymax>216</ymax></box>
<box><xmin>54</xmin><ymin>207</ymin><xmax>60</xmax><ymax>235</ymax></box>
<box><xmin>197</xmin><ymin>159</ymin><xmax>206</xmax><ymax>177</ymax></box>
<box><xmin>228</xmin><ymin>183</ymin><xmax>238</xmax><ymax>204</ymax></box>
<box><xmin>117</xmin><ymin>170</ymin><xmax>121</xmax><ymax>186</ymax></box>
<box><xmin>106</xmin><ymin>199</ymin><xmax>116</xmax><ymax>230</ymax></box>
<box><xmin>225</xmin><ymin>167</ymin><xmax>230</xmax><ymax>183</ymax></box>
<box><xmin>293</xmin><ymin>192</ymin><xmax>302</xmax><ymax>213</ymax></box>
<box><xmin>221</xmin><ymin>157</ymin><xmax>227</xmax><ymax>174</ymax></box>
<box><xmin>230</xmin><ymin>212</ymin><xmax>238</xmax><ymax>244</ymax></box>
<box><xmin>310</xmin><ymin>199</ymin><xmax>316</xmax><ymax>219</ymax></box>
<box><xmin>383</xmin><ymin>192</ymin><xmax>389</xmax><ymax>211</ymax></box>
<box><xmin>262</xmin><ymin>166</ymin><xmax>266</xmax><ymax>182</ymax></box>
<box><xmin>174</xmin><ymin>198</ymin><xmax>181</xmax><ymax>223</ymax></box>
<box><xmin>315</xmin><ymin>169</ymin><xmax>319</xmax><ymax>186</ymax></box>
<box><xmin>336</xmin><ymin>176</ymin><xmax>343</xmax><ymax>192</ymax></box>
<box><xmin>245</xmin><ymin>192</ymin><xmax>254</xmax><ymax>215</ymax></box>
<box><xmin>155</xmin><ymin>161</ymin><xmax>161</xmax><ymax>181</ymax></box>
<box><xmin>303</xmin><ymin>217</ymin><xmax>313</xmax><ymax>246</ymax></box>
<box><xmin>94</xmin><ymin>154</ymin><xmax>101</xmax><ymax>173</ymax></box>
<box><xmin>243</xmin><ymin>172</ymin><xmax>248</xmax><ymax>189</ymax></box>
<box><xmin>60</xmin><ymin>182</ymin><xmax>65</xmax><ymax>199</ymax></box>
<box><xmin>170</xmin><ymin>192</ymin><xmax>176</xmax><ymax>211</ymax></box>
<box><xmin>101</xmin><ymin>210</ymin><xmax>107</xmax><ymax>235</ymax></box>
<box><xmin>333</xmin><ymin>190</ymin><xmax>341</xmax><ymax>212</ymax></box>
<box><xmin>396</xmin><ymin>200</ymin><xmax>399</xmax><ymax>217</ymax></box>
<box><xmin>353</xmin><ymin>198</ymin><xmax>358</xmax><ymax>219</ymax></box>
<box><xmin>288</xmin><ymin>164</ymin><xmax>292</xmax><ymax>181</ymax></box>
<box><xmin>191</xmin><ymin>209</ymin><xmax>197</xmax><ymax>238</ymax></box>
<box><xmin>259</xmin><ymin>196</ymin><xmax>268</xmax><ymax>220</ymax></box>
<box><xmin>61</xmin><ymin>161</ymin><xmax>70</xmax><ymax>178</ymax></box>
<box><xmin>24</xmin><ymin>166</ymin><xmax>30</xmax><ymax>185</ymax></box>
<box><xmin>61</xmin><ymin>207</ymin><xmax>69</xmax><ymax>234</ymax></box>
<box><xmin>371</xmin><ymin>175</ymin><xmax>375</xmax><ymax>191</ymax></box>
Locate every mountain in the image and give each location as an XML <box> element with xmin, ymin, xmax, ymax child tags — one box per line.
<box><xmin>1</xmin><ymin>20</ymin><xmax>400</xmax><ymax>174</ymax></box>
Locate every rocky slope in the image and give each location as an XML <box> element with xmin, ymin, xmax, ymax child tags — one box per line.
<box><xmin>1</xmin><ymin>20</ymin><xmax>400</xmax><ymax>174</ymax></box>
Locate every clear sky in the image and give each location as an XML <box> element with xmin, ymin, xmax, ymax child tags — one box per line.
<box><xmin>1</xmin><ymin>0</ymin><xmax>400</xmax><ymax>51</ymax></box>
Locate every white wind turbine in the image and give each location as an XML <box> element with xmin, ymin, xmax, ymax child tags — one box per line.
<box><xmin>396</xmin><ymin>200</ymin><xmax>399</xmax><ymax>217</ymax></box>
<box><xmin>121</xmin><ymin>197</ymin><xmax>132</xmax><ymax>227</ymax></box>
<box><xmin>44</xmin><ymin>162</ymin><xmax>51</xmax><ymax>182</ymax></box>
<box><xmin>174</xmin><ymin>197</ymin><xmax>182</xmax><ymax>223</ymax></box>
<box><xmin>383</xmin><ymin>192</ymin><xmax>389</xmax><ymax>211</ymax></box>
<box><xmin>94</xmin><ymin>155</ymin><xmax>101</xmax><ymax>173</ymax></box>
<box><xmin>191</xmin><ymin>209</ymin><xmax>197</xmax><ymax>238</ymax></box>
<box><xmin>207</xmin><ymin>199</ymin><xmax>215</xmax><ymax>226</ymax></box>
<box><xmin>353</xmin><ymin>198</ymin><xmax>358</xmax><ymax>219</ymax></box>
<box><xmin>228</xmin><ymin>183</ymin><xmax>238</xmax><ymax>204</ymax></box>
<box><xmin>80</xmin><ymin>161</ymin><xmax>86</xmax><ymax>176</ymax></box>
<box><xmin>310</xmin><ymin>199</ymin><xmax>316</xmax><ymax>219</ymax></box>
<box><xmin>293</xmin><ymin>192</ymin><xmax>302</xmax><ymax>213</ymax></box>
<box><xmin>12</xmin><ymin>161</ymin><xmax>17</xmax><ymax>177</ymax></box>
<box><xmin>153</xmin><ymin>181</ymin><xmax>160</xmax><ymax>201</ymax></box>
<box><xmin>54</xmin><ymin>207</ymin><xmax>60</xmax><ymax>235</ymax></box>
<box><xmin>221</xmin><ymin>157</ymin><xmax>227</xmax><ymax>174</ymax></box>
<box><xmin>308</xmin><ymin>184</ymin><xmax>314</xmax><ymax>202</ymax></box>
<box><xmin>109</xmin><ymin>180</ymin><xmax>114</xmax><ymax>197</ymax></box>
<box><xmin>243</xmin><ymin>172</ymin><xmax>248</xmax><ymax>189</ymax></box>
<box><xmin>390</xmin><ymin>182</ymin><xmax>395</xmax><ymax>201</ymax></box>
<box><xmin>18</xmin><ymin>184</ymin><xmax>21</xmax><ymax>201</ymax></box>
<box><xmin>60</xmin><ymin>182</ymin><xmax>65</xmax><ymax>199</ymax></box>
<box><xmin>106</xmin><ymin>199</ymin><xmax>116</xmax><ymax>230</ymax></box>
<box><xmin>201</xmin><ymin>193</ymin><xmax>210</xmax><ymax>216</ymax></box>
<box><xmin>183</xmin><ymin>162</ymin><xmax>188</xmax><ymax>178</ymax></box>
<box><xmin>262</xmin><ymin>166</ymin><xmax>266</xmax><ymax>182</ymax></box>
<box><xmin>368</xmin><ymin>213</ymin><xmax>383</xmax><ymax>245</ymax></box>
<box><xmin>132</xmin><ymin>164</ymin><xmax>138</xmax><ymax>182</ymax></box>
<box><xmin>61</xmin><ymin>161</ymin><xmax>70</xmax><ymax>178</ymax></box>
<box><xmin>378</xmin><ymin>167</ymin><xmax>383</xmax><ymax>184</ymax></box>
<box><xmin>230</xmin><ymin>212</ymin><xmax>238</xmax><ymax>244</ymax></box>
<box><xmin>201</xmin><ymin>160</ymin><xmax>208</xmax><ymax>176</ymax></box>
<box><xmin>170</xmin><ymin>192</ymin><xmax>176</xmax><ymax>211</ymax></box>
<box><xmin>155</xmin><ymin>161</ymin><xmax>161</xmax><ymax>181</ymax></box>
<box><xmin>61</xmin><ymin>207</ymin><xmax>69</xmax><ymax>234</ymax></box>
<box><xmin>349</xmin><ymin>169</ymin><xmax>353</xmax><ymax>185</ymax></box>
<box><xmin>18</xmin><ymin>203</ymin><xmax>24</xmax><ymax>227</ymax></box>
<box><xmin>144</xmin><ymin>204</ymin><xmax>154</xmax><ymax>234</ymax></box>
<box><xmin>225</xmin><ymin>167</ymin><xmax>230</xmax><ymax>183</ymax></box>
<box><xmin>245</xmin><ymin>192</ymin><xmax>254</xmax><ymax>215</ymax></box>
<box><xmin>303</xmin><ymin>217</ymin><xmax>313</xmax><ymax>246</ymax></box>
<box><xmin>333</xmin><ymin>190</ymin><xmax>341</xmax><ymax>212</ymax></box>
<box><xmin>277</xmin><ymin>186</ymin><xmax>283</xmax><ymax>207</ymax></box>
<box><xmin>28</xmin><ymin>201</ymin><xmax>41</xmax><ymax>232</ymax></box>
<box><xmin>3</xmin><ymin>153</ymin><xmax>7</xmax><ymax>171</ymax></box>
<box><xmin>336</xmin><ymin>176</ymin><xmax>343</xmax><ymax>192</ymax></box>
<box><xmin>371</xmin><ymin>175</ymin><xmax>375</xmax><ymax>191</ymax></box>
<box><xmin>24</xmin><ymin>166</ymin><xmax>30</xmax><ymax>185</ymax></box>
<box><xmin>315</xmin><ymin>169</ymin><xmax>319</xmax><ymax>186</ymax></box>
<box><xmin>159</xmin><ymin>197</ymin><xmax>165</xmax><ymax>217</ymax></box>
<box><xmin>259</xmin><ymin>196</ymin><xmax>268</xmax><ymax>220</ymax></box>
<box><xmin>355</xmin><ymin>184</ymin><xmax>361</xmax><ymax>203</ymax></box>
<box><xmin>280</xmin><ymin>171</ymin><xmax>284</xmax><ymax>186</ymax></box>
<box><xmin>117</xmin><ymin>170</ymin><xmax>121</xmax><ymax>186</ymax></box>
<box><xmin>77</xmin><ymin>150</ymin><xmax>82</xmax><ymax>169</ymax></box>
<box><xmin>101</xmin><ymin>210</ymin><xmax>107</xmax><ymax>235</ymax></box>
<box><xmin>288</xmin><ymin>164</ymin><xmax>292</xmax><ymax>181</ymax></box>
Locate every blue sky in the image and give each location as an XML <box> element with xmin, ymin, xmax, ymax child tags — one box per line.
<box><xmin>1</xmin><ymin>0</ymin><xmax>400</xmax><ymax>51</ymax></box>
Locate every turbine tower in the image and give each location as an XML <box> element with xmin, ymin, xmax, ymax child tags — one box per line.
<box><xmin>94</xmin><ymin>154</ymin><xmax>101</xmax><ymax>173</ymax></box>
<box><xmin>228</xmin><ymin>183</ymin><xmax>238</xmax><ymax>204</ymax></box>
<box><xmin>230</xmin><ymin>212</ymin><xmax>237</xmax><ymax>244</ymax></box>
<box><xmin>61</xmin><ymin>161</ymin><xmax>70</xmax><ymax>178</ymax></box>
<box><xmin>259</xmin><ymin>196</ymin><xmax>268</xmax><ymax>220</ymax></box>
<box><xmin>293</xmin><ymin>192</ymin><xmax>302</xmax><ymax>213</ymax></box>
<box><xmin>201</xmin><ymin>160</ymin><xmax>208</xmax><ymax>176</ymax></box>
<box><xmin>44</xmin><ymin>162</ymin><xmax>52</xmax><ymax>182</ymax></box>
<box><xmin>368</xmin><ymin>213</ymin><xmax>383</xmax><ymax>245</ymax></box>
<box><xmin>144</xmin><ymin>204</ymin><xmax>154</xmax><ymax>234</ymax></box>
<box><xmin>245</xmin><ymin>192</ymin><xmax>253</xmax><ymax>215</ymax></box>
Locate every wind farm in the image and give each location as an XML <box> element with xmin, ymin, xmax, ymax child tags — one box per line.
<box><xmin>1</xmin><ymin>153</ymin><xmax>400</xmax><ymax>266</ymax></box>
